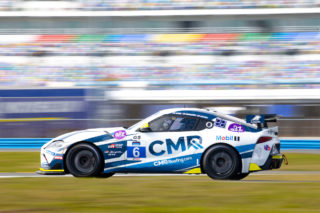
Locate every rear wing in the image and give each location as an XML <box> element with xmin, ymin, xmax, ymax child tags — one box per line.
<box><xmin>246</xmin><ymin>114</ymin><xmax>277</xmax><ymax>128</ymax></box>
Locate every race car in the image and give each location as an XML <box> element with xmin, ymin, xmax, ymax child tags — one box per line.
<box><xmin>39</xmin><ymin>108</ymin><xmax>284</xmax><ymax>180</ymax></box>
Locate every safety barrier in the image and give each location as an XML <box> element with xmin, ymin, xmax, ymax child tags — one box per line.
<box><xmin>0</xmin><ymin>138</ymin><xmax>320</xmax><ymax>150</ymax></box>
<box><xmin>280</xmin><ymin>139</ymin><xmax>320</xmax><ymax>150</ymax></box>
<box><xmin>0</xmin><ymin>138</ymin><xmax>51</xmax><ymax>149</ymax></box>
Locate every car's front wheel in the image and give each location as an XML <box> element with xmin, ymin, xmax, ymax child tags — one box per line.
<box><xmin>202</xmin><ymin>145</ymin><xmax>241</xmax><ymax>180</ymax></box>
<box><xmin>66</xmin><ymin>143</ymin><xmax>103</xmax><ymax>177</ymax></box>
<box><xmin>230</xmin><ymin>173</ymin><xmax>249</xmax><ymax>180</ymax></box>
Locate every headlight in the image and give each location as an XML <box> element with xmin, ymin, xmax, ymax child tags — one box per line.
<box><xmin>46</xmin><ymin>140</ymin><xmax>65</xmax><ymax>149</ymax></box>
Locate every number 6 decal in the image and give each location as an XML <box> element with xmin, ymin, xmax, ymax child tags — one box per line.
<box><xmin>133</xmin><ymin>147</ymin><xmax>140</xmax><ymax>158</ymax></box>
<box><xmin>127</xmin><ymin>146</ymin><xmax>146</xmax><ymax>158</ymax></box>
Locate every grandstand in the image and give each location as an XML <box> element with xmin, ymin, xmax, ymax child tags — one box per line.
<box><xmin>2</xmin><ymin>0</ymin><xmax>319</xmax><ymax>10</ymax></box>
<box><xmin>1</xmin><ymin>32</ymin><xmax>320</xmax><ymax>56</ymax></box>
<box><xmin>0</xmin><ymin>30</ymin><xmax>319</xmax><ymax>89</ymax></box>
<box><xmin>0</xmin><ymin>0</ymin><xmax>319</xmax><ymax>138</ymax></box>
<box><xmin>0</xmin><ymin>2</ymin><xmax>319</xmax><ymax>91</ymax></box>
<box><xmin>0</xmin><ymin>55</ymin><xmax>319</xmax><ymax>89</ymax></box>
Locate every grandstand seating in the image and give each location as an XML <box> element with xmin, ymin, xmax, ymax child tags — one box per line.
<box><xmin>0</xmin><ymin>32</ymin><xmax>319</xmax><ymax>56</ymax></box>
<box><xmin>79</xmin><ymin>0</ymin><xmax>318</xmax><ymax>10</ymax></box>
<box><xmin>1</xmin><ymin>0</ymin><xmax>319</xmax><ymax>10</ymax></box>
<box><xmin>0</xmin><ymin>1</ymin><xmax>318</xmax><ymax>89</ymax></box>
<box><xmin>0</xmin><ymin>1</ymin><xmax>12</xmax><ymax>10</ymax></box>
<box><xmin>0</xmin><ymin>58</ymin><xmax>319</xmax><ymax>89</ymax></box>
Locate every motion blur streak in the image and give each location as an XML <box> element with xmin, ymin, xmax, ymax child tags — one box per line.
<box><xmin>0</xmin><ymin>3</ymin><xmax>318</xmax><ymax>142</ymax></box>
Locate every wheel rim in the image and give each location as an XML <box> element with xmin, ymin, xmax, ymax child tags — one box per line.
<box><xmin>73</xmin><ymin>150</ymin><xmax>96</xmax><ymax>174</ymax></box>
<box><xmin>210</xmin><ymin>151</ymin><xmax>234</xmax><ymax>174</ymax></box>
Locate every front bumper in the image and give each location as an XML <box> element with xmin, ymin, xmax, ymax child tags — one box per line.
<box><xmin>40</xmin><ymin>147</ymin><xmax>65</xmax><ymax>175</ymax></box>
<box><xmin>37</xmin><ymin>168</ymin><xmax>65</xmax><ymax>175</ymax></box>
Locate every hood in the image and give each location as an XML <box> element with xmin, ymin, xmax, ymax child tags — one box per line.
<box><xmin>53</xmin><ymin>127</ymin><xmax>127</xmax><ymax>144</ymax></box>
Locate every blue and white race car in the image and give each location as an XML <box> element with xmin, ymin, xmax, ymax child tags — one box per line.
<box><xmin>39</xmin><ymin>108</ymin><xmax>284</xmax><ymax>180</ymax></box>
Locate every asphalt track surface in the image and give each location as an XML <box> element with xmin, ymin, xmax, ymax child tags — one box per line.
<box><xmin>1</xmin><ymin>171</ymin><xmax>320</xmax><ymax>183</ymax></box>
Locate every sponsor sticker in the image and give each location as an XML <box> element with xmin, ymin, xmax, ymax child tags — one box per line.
<box><xmin>216</xmin><ymin>135</ymin><xmax>240</xmax><ymax>142</ymax></box>
<box><xmin>108</xmin><ymin>143</ymin><xmax>123</xmax><ymax>149</ymax></box>
<box><xmin>228</xmin><ymin>123</ymin><xmax>245</xmax><ymax>133</ymax></box>
<box><xmin>104</xmin><ymin>141</ymin><xmax>126</xmax><ymax>159</ymax></box>
<box><xmin>149</xmin><ymin>135</ymin><xmax>202</xmax><ymax>156</ymax></box>
<box><xmin>54</xmin><ymin>156</ymin><xmax>63</xmax><ymax>160</ymax></box>
<box><xmin>113</xmin><ymin>130</ymin><xmax>126</xmax><ymax>140</ymax></box>
<box><xmin>215</xmin><ymin>118</ymin><xmax>226</xmax><ymax>128</ymax></box>
<box><xmin>105</xmin><ymin>150</ymin><xmax>123</xmax><ymax>157</ymax></box>
<box><xmin>154</xmin><ymin>156</ymin><xmax>192</xmax><ymax>166</ymax></box>
<box><xmin>264</xmin><ymin>145</ymin><xmax>271</xmax><ymax>151</ymax></box>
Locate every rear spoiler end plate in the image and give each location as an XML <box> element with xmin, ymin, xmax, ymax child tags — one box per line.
<box><xmin>246</xmin><ymin>114</ymin><xmax>277</xmax><ymax>128</ymax></box>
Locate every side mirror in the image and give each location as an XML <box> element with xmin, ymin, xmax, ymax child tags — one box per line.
<box><xmin>139</xmin><ymin>127</ymin><xmax>152</xmax><ymax>132</ymax></box>
<box><xmin>139</xmin><ymin>123</ymin><xmax>151</xmax><ymax>132</ymax></box>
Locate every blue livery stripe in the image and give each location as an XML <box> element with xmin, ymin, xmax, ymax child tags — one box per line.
<box><xmin>86</xmin><ymin>134</ymin><xmax>113</xmax><ymax>143</ymax></box>
<box><xmin>105</xmin><ymin>160</ymin><xmax>140</xmax><ymax>168</ymax></box>
<box><xmin>175</xmin><ymin>110</ymin><xmax>216</xmax><ymax>120</ymax></box>
<box><xmin>111</xmin><ymin>153</ymin><xmax>202</xmax><ymax>173</ymax></box>
<box><xmin>235</xmin><ymin>144</ymin><xmax>255</xmax><ymax>153</ymax></box>
<box><xmin>240</xmin><ymin>151</ymin><xmax>253</xmax><ymax>158</ymax></box>
<box><xmin>104</xmin><ymin>153</ymin><xmax>202</xmax><ymax>173</ymax></box>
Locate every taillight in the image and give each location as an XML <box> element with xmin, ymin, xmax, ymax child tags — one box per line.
<box><xmin>257</xmin><ymin>136</ymin><xmax>273</xmax><ymax>144</ymax></box>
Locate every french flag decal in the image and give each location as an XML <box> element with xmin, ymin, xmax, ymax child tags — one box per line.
<box><xmin>132</xmin><ymin>141</ymin><xmax>141</xmax><ymax>146</ymax></box>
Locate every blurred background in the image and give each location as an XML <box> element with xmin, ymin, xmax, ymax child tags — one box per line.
<box><xmin>0</xmin><ymin>0</ymin><xmax>320</xmax><ymax>139</ymax></box>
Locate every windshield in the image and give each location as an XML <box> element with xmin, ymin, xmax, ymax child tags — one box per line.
<box><xmin>127</xmin><ymin>111</ymin><xmax>162</xmax><ymax>131</ymax></box>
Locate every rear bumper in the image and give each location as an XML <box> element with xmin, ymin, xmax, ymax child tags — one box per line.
<box><xmin>260</xmin><ymin>154</ymin><xmax>284</xmax><ymax>170</ymax></box>
<box><xmin>249</xmin><ymin>154</ymin><xmax>284</xmax><ymax>172</ymax></box>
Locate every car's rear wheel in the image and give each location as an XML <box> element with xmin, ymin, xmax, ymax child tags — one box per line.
<box><xmin>203</xmin><ymin>145</ymin><xmax>241</xmax><ymax>180</ymax></box>
<box><xmin>66</xmin><ymin>143</ymin><xmax>103</xmax><ymax>177</ymax></box>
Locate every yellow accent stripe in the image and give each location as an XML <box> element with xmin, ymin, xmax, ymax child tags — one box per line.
<box><xmin>184</xmin><ymin>168</ymin><xmax>202</xmax><ymax>174</ymax></box>
<box><xmin>39</xmin><ymin>168</ymin><xmax>64</xmax><ymax>172</ymax></box>
<box><xmin>249</xmin><ymin>163</ymin><xmax>262</xmax><ymax>171</ymax></box>
<box><xmin>272</xmin><ymin>155</ymin><xmax>283</xmax><ymax>159</ymax></box>
<box><xmin>0</xmin><ymin>117</ymin><xmax>67</xmax><ymax>122</ymax></box>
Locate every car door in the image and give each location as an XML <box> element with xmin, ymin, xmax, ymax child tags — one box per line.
<box><xmin>127</xmin><ymin>114</ymin><xmax>206</xmax><ymax>172</ymax></box>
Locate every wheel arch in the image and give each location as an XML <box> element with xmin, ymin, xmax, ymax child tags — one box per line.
<box><xmin>63</xmin><ymin>141</ymin><xmax>105</xmax><ymax>174</ymax></box>
<box><xmin>200</xmin><ymin>143</ymin><xmax>242</xmax><ymax>174</ymax></box>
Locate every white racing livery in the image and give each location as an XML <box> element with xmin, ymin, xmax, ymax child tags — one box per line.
<box><xmin>39</xmin><ymin>108</ymin><xmax>284</xmax><ymax>180</ymax></box>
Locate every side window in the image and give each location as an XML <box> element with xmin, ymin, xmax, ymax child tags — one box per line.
<box><xmin>149</xmin><ymin>115</ymin><xmax>174</xmax><ymax>132</ymax></box>
<box><xmin>169</xmin><ymin>116</ymin><xmax>197</xmax><ymax>131</ymax></box>
<box><xmin>148</xmin><ymin>115</ymin><xmax>199</xmax><ymax>132</ymax></box>
<box><xmin>196</xmin><ymin>119</ymin><xmax>214</xmax><ymax>131</ymax></box>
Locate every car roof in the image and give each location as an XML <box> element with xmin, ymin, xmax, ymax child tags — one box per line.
<box><xmin>158</xmin><ymin>108</ymin><xmax>257</xmax><ymax>129</ymax></box>
<box><xmin>159</xmin><ymin>108</ymin><xmax>218</xmax><ymax>116</ymax></box>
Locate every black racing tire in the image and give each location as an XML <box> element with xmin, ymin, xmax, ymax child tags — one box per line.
<box><xmin>202</xmin><ymin>145</ymin><xmax>241</xmax><ymax>180</ymax></box>
<box><xmin>230</xmin><ymin>173</ymin><xmax>249</xmax><ymax>180</ymax></box>
<box><xmin>95</xmin><ymin>173</ymin><xmax>115</xmax><ymax>178</ymax></box>
<box><xmin>66</xmin><ymin>143</ymin><xmax>103</xmax><ymax>177</ymax></box>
